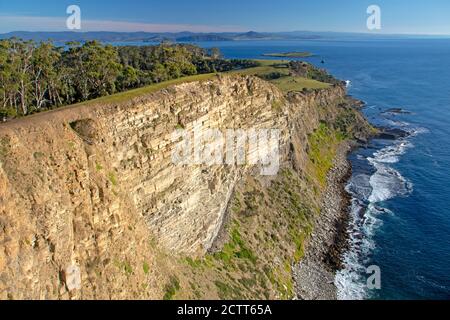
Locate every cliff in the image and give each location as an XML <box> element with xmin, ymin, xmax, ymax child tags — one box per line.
<box><xmin>0</xmin><ymin>74</ymin><xmax>371</xmax><ymax>299</ymax></box>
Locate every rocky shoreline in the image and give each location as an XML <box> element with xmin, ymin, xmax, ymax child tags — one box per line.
<box><xmin>293</xmin><ymin>141</ymin><xmax>355</xmax><ymax>300</ymax></box>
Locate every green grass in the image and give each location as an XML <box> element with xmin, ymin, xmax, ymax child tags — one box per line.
<box><xmin>143</xmin><ymin>262</ymin><xmax>150</xmax><ymax>275</ymax></box>
<box><xmin>271</xmin><ymin>100</ymin><xmax>284</xmax><ymax>112</ymax></box>
<box><xmin>114</xmin><ymin>260</ymin><xmax>133</xmax><ymax>276</ymax></box>
<box><xmin>185</xmin><ymin>257</ymin><xmax>203</xmax><ymax>269</ymax></box>
<box><xmin>163</xmin><ymin>275</ymin><xmax>181</xmax><ymax>300</ymax></box>
<box><xmin>175</xmin><ymin>123</ymin><xmax>185</xmax><ymax>130</ymax></box>
<box><xmin>228</xmin><ymin>60</ymin><xmax>290</xmax><ymax>77</ymax></box>
<box><xmin>77</xmin><ymin>73</ymin><xmax>218</xmax><ymax>107</ymax></box>
<box><xmin>213</xmin><ymin>226</ymin><xmax>257</xmax><ymax>265</ymax></box>
<box><xmin>308</xmin><ymin>123</ymin><xmax>345</xmax><ymax>187</ymax></box>
<box><xmin>108</xmin><ymin>172</ymin><xmax>118</xmax><ymax>187</ymax></box>
<box><xmin>228</xmin><ymin>59</ymin><xmax>329</xmax><ymax>93</ymax></box>
<box><xmin>123</xmin><ymin>261</ymin><xmax>133</xmax><ymax>275</ymax></box>
<box><xmin>292</xmin><ymin>226</ymin><xmax>312</xmax><ymax>263</ymax></box>
<box><xmin>214</xmin><ymin>280</ymin><xmax>244</xmax><ymax>300</ymax></box>
<box><xmin>95</xmin><ymin>162</ymin><xmax>103</xmax><ymax>171</ymax></box>
<box><xmin>271</xmin><ymin>76</ymin><xmax>330</xmax><ymax>93</ymax></box>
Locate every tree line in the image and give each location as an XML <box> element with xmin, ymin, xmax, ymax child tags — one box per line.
<box><xmin>0</xmin><ymin>38</ymin><xmax>256</xmax><ymax>119</ymax></box>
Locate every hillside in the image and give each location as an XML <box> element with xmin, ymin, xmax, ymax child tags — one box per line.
<box><xmin>0</xmin><ymin>73</ymin><xmax>372</xmax><ymax>299</ymax></box>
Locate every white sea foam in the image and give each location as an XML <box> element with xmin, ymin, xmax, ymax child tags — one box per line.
<box><xmin>356</xmin><ymin>154</ymin><xmax>365</xmax><ymax>160</ymax></box>
<box><xmin>367</xmin><ymin>140</ymin><xmax>413</xmax><ymax>203</ymax></box>
<box><xmin>336</xmin><ymin>123</ymin><xmax>425</xmax><ymax>300</ymax></box>
<box><xmin>385</xmin><ymin>119</ymin><xmax>411</xmax><ymax>128</ymax></box>
<box><xmin>346</xmin><ymin>174</ymin><xmax>372</xmax><ymax>200</ymax></box>
<box><xmin>335</xmin><ymin>198</ymin><xmax>385</xmax><ymax>299</ymax></box>
<box><xmin>368</xmin><ymin>163</ymin><xmax>412</xmax><ymax>203</ymax></box>
<box><xmin>370</xmin><ymin>141</ymin><xmax>413</xmax><ymax>164</ymax></box>
<box><xmin>409</xmin><ymin>126</ymin><xmax>429</xmax><ymax>136</ymax></box>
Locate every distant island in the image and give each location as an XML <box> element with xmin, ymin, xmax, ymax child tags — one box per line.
<box><xmin>262</xmin><ymin>52</ymin><xmax>313</xmax><ymax>58</ymax></box>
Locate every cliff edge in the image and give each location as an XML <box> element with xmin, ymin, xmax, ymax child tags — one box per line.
<box><xmin>0</xmin><ymin>74</ymin><xmax>371</xmax><ymax>299</ymax></box>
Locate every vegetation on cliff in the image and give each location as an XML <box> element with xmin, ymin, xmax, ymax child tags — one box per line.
<box><xmin>0</xmin><ymin>39</ymin><xmax>256</xmax><ymax>118</ymax></box>
<box><xmin>155</xmin><ymin>89</ymin><xmax>372</xmax><ymax>300</ymax></box>
<box><xmin>157</xmin><ymin>170</ymin><xmax>315</xmax><ymax>300</ymax></box>
<box><xmin>288</xmin><ymin>61</ymin><xmax>342</xmax><ymax>85</ymax></box>
<box><xmin>0</xmin><ymin>38</ymin><xmax>334</xmax><ymax>120</ymax></box>
<box><xmin>0</xmin><ymin>39</ymin><xmax>372</xmax><ymax>300</ymax></box>
<box><xmin>230</xmin><ymin>60</ymin><xmax>334</xmax><ymax>92</ymax></box>
<box><xmin>308</xmin><ymin>122</ymin><xmax>346</xmax><ymax>187</ymax></box>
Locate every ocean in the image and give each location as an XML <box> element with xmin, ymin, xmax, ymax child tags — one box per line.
<box><xmin>188</xmin><ymin>38</ymin><xmax>450</xmax><ymax>300</ymax></box>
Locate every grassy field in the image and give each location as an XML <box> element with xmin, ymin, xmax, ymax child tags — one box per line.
<box><xmin>230</xmin><ymin>59</ymin><xmax>330</xmax><ymax>92</ymax></box>
<box><xmin>78</xmin><ymin>73</ymin><xmax>218</xmax><ymax>106</ymax></box>
<box><xmin>228</xmin><ymin>59</ymin><xmax>290</xmax><ymax>76</ymax></box>
<box><xmin>271</xmin><ymin>77</ymin><xmax>330</xmax><ymax>93</ymax></box>
<box><xmin>80</xmin><ymin>59</ymin><xmax>329</xmax><ymax>107</ymax></box>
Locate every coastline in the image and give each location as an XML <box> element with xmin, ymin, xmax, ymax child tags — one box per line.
<box><xmin>294</xmin><ymin>141</ymin><xmax>356</xmax><ymax>300</ymax></box>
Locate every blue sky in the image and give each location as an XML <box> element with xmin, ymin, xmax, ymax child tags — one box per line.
<box><xmin>1</xmin><ymin>0</ymin><xmax>450</xmax><ymax>34</ymax></box>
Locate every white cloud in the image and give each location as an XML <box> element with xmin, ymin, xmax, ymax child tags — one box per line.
<box><xmin>0</xmin><ymin>15</ymin><xmax>246</xmax><ymax>33</ymax></box>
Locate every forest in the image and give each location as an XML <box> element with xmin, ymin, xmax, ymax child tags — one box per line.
<box><xmin>0</xmin><ymin>38</ymin><xmax>256</xmax><ymax>120</ymax></box>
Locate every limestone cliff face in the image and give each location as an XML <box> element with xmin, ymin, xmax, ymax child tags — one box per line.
<box><xmin>0</xmin><ymin>74</ymin><xmax>362</xmax><ymax>299</ymax></box>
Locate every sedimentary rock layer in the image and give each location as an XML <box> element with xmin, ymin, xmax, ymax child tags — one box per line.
<box><xmin>0</xmin><ymin>74</ymin><xmax>362</xmax><ymax>299</ymax></box>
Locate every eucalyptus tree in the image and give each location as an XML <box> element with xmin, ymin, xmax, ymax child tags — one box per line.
<box><xmin>13</xmin><ymin>39</ymin><xmax>35</xmax><ymax>115</ymax></box>
<box><xmin>30</xmin><ymin>41</ymin><xmax>61</xmax><ymax>111</ymax></box>
<box><xmin>64</xmin><ymin>41</ymin><xmax>121</xmax><ymax>101</ymax></box>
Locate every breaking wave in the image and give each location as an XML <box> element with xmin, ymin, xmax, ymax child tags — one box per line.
<box><xmin>335</xmin><ymin>125</ymin><xmax>424</xmax><ymax>300</ymax></box>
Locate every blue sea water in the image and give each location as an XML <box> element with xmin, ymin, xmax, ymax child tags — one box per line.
<box><xmin>190</xmin><ymin>39</ymin><xmax>450</xmax><ymax>300</ymax></box>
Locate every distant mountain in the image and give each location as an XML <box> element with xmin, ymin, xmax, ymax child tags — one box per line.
<box><xmin>232</xmin><ymin>31</ymin><xmax>297</xmax><ymax>40</ymax></box>
<box><xmin>0</xmin><ymin>31</ymin><xmax>324</xmax><ymax>43</ymax></box>
<box><xmin>0</xmin><ymin>30</ymin><xmax>430</xmax><ymax>43</ymax></box>
<box><xmin>0</xmin><ymin>31</ymin><xmax>162</xmax><ymax>42</ymax></box>
<box><xmin>176</xmin><ymin>34</ymin><xmax>232</xmax><ymax>42</ymax></box>
<box><xmin>233</xmin><ymin>31</ymin><xmax>274</xmax><ymax>40</ymax></box>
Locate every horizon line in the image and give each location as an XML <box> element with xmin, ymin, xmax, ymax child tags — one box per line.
<box><xmin>2</xmin><ymin>15</ymin><xmax>450</xmax><ymax>37</ymax></box>
<box><xmin>2</xmin><ymin>30</ymin><xmax>450</xmax><ymax>38</ymax></box>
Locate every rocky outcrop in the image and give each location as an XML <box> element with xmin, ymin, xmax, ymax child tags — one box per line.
<box><xmin>0</xmin><ymin>74</ymin><xmax>367</xmax><ymax>299</ymax></box>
